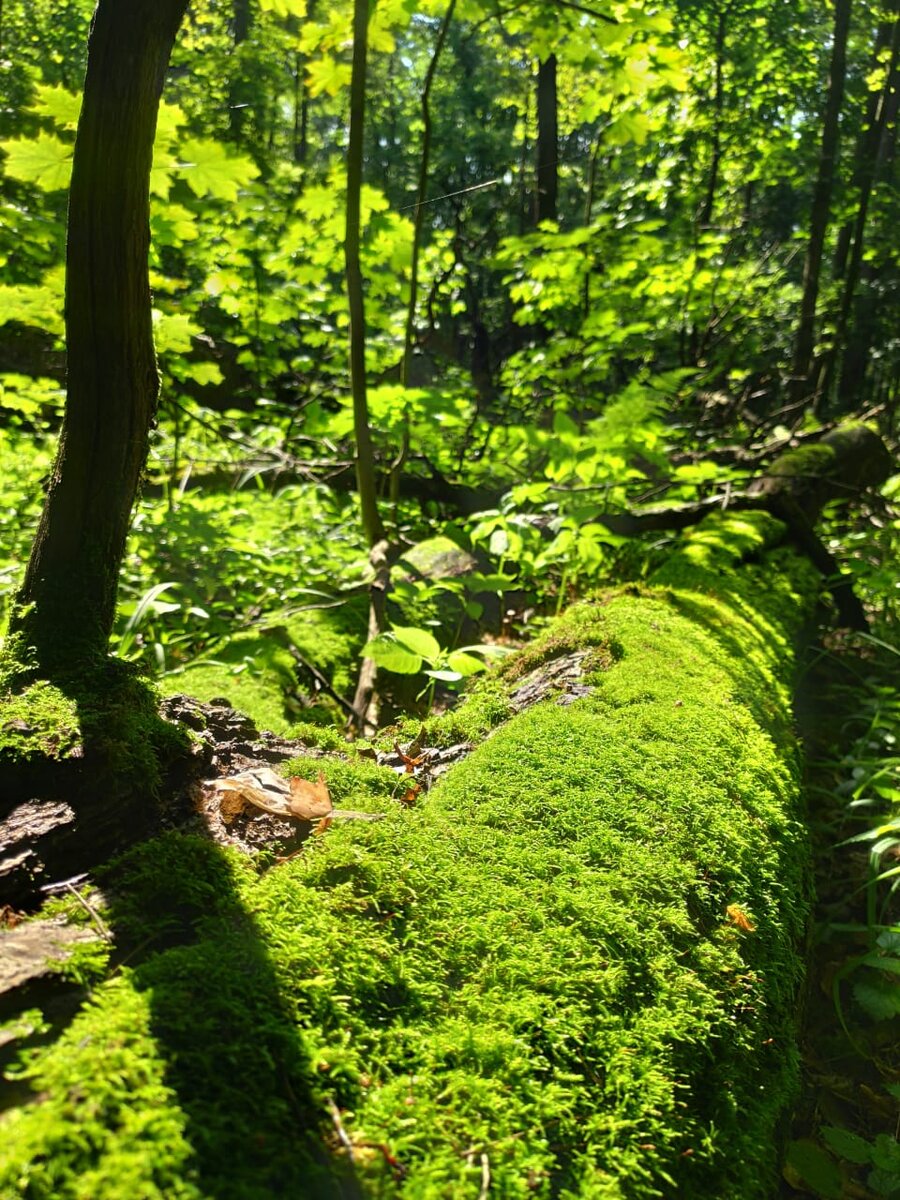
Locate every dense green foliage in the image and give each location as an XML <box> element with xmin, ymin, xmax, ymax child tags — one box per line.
<box><xmin>0</xmin><ymin>1</ymin><xmax>898</xmax><ymax>1195</ymax></box>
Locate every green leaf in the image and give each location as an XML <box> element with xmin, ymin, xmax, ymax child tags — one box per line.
<box><xmin>391</xmin><ymin>626</ymin><xmax>441</xmax><ymax>662</ymax></box>
<box><xmin>785</xmin><ymin>1140</ymin><xmax>842</xmax><ymax>1199</ymax></box>
<box><xmin>306</xmin><ymin>56</ymin><xmax>352</xmax><ymax>98</ymax></box>
<box><xmin>820</xmin><ymin>1127</ymin><xmax>873</xmax><ymax>1165</ymax></box>
<box><xmin>424</xmin><ymin>668</ymin><xmax>462</xmax><ymax>683</ymax></box>
<box><xmin>853</xmin><ymin>975</ymin><xmax>900</xmax><ymax>1021</ymax></box>
<box><xmin>871</xmin><ymin>1134</ymin><xmax>900</xmax><ymax>1173</ymax></box>
<box><xmin>152</xmin><ymin>311</ymin><xmax>200</xmax><ymax>354</ymax></box>
<box><xmin>258</xmin><ymin>0</ymin><xmax>307</xmax><ymax>13</ymax></box>
<box><xmin>33</xmin><ymin>84</ymin><xmax>82</xmax><ymax>130</ymax></box>
<box><xmin>446</xmin><ymin>651</ymin><xmax>486</xmax><ymax>677</ymax></box>
<box><xmin>362</xmin><ymin>635</ymin><xmax>422</xmax><ymax>675</ymax></box>
<box><xmin>179</xmin><ymin>138</ymin><xmax>259</xmax><ymax>202</ymax></box>
<box><xmin>0</xmin><ymin>133</ymin><xmax>73</xmax><ymax>190</ymax></box>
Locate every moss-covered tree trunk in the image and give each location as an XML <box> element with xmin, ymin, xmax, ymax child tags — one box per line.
<box><xmin>5</xmin><ymin>0</ymin><xmax>189</xmax><ymax>680</ymax></box>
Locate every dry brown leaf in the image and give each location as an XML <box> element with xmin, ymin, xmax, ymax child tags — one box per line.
<box><xmin>211</xmin><ymin>768</ymin><xmax>291</xmax><ymax>821</ymax></box>
<box><xmin>726</xmin><ymin>903</ymin><xmax>756</xmax><ymax>932</ymax></box>
<box><xmin>394</xmin><ymin>741</ymin><xmax>425</xmax><ymax>773</ymax></box>
<box><xmin>399</xmin><ymin>782</ymin><xmax>421</xmax><ymax>807</ymax></box>
<box><xmin>289</xmin><ymin>770</ymin><xmax>332</xmax><ymax>820</ymax></box>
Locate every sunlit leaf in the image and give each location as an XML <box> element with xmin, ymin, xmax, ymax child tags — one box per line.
<box><xmin>0</xmin><ymin>133</ymin><xmax>73</xmax><ymax>190</ymax></box>
<box><xmin>179</xmin><ymin>138</ymin><xmax>259</xmax><ymax>202</ymax></box>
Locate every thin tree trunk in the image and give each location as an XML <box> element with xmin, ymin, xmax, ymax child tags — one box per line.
<box><xmin>825</xmin><ymin>8</ymin><xmax>900</xmax><ymax>408</ymax></box>
<box><xmin>7</xmin><ymin>0</ymin><xmax>190</xmax><ymax>679</ymax></box>
<box><xmin>294</xmin><ymin>51</ymin><xmax>309</xmax><ymax>166</ymax></box>
<box><xmin>346</xmin><ymin>0</ymin><xmax>383</xmax><ymax>551</ymax></box>
<box><xmin>347</xmin><ymin>0</ymin><xmax>385</xmax><ymax>732</ymax></box>
<box><xmin>535</xmin><ymin>53</ymin><xmax>558</xmax><ymax>225</ymax></box>
<box><xmin>791</xmin><ymin>0</ymin><xmax>852</xmax><ymax>406</ymax></box>
<box><xmin>389</xmin><ymin>0</ymin><xmax>457</xmax><ymax>502</ymax></box>
<box><xmin>834</xmin><ymin>47</ymin><xmax>900</xmax><ymax>409</ymax></box>
<box><xmin>699</xmin><ymin>5</ymin><xmax>726</xmax><ymax>228</ymax></box>
<box><xmin>401</xmin><ymin>0</ymin><xmax>456</xmax><ymax>390</ymax></box>
<box><xmin>229</xmin><ymin>0</ymin><xmax>252</xmax><ymax>142</ymax></box>
<box><xmin>832</xmin><ymin>4</ymin><xmax>897</xmax><ymax>279</ymax></box>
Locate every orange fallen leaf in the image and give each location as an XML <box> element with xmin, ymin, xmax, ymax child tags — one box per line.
<box><xmin>400</xmin><ymin>782</ymin><xmax>421</xmax><ymax>807</ymax></box>
<box><xmin>313</xmin><ymin>813</ymin><xmax>334</xmax><ymax>836</ymax></box>
<box><xmin>726</xmin><ymin>903</ymin><xmax>756</xmax><ymax>932</ymax></box>
<box><xmin>289</xmin><ymin>770</ymin><xmax>333</xmax><ymax>820</ymax></box>
<box><xmin>394</xmin><ymin>741</ymin><xmax>425</xmax><ymax>774</ymax></box>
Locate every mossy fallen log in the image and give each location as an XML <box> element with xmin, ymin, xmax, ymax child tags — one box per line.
<box><xmin>0</xmin><ymin>511</ymin><xmax>822</xmax><ymax>1199</ymax></box>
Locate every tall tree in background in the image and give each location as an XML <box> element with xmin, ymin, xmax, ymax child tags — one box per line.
<box><xmin>830</xmin><ymin>0</ymin><xmax>900</xmax><ymax>409</ymax></box>
<box><xmin>5</xmin><ymin>0</ymin><xmax>190</xmax><ymax>680</ymax></box>
<box><xmin>346</xmin><ymin>0</ymin><xmax>387</xmax><ymax>730</ymax></box>
<box><xmin>791</xmin><ymin>0</ymin><xmax>852</xmax><ymax>408</ymax></box>
<box><xmin>535</xmin><ymin>52</ymin><xmax>558</xmax><ymax>225</ymax></box>
<box><xmin>228</xmin><ymin>0</ymin><xmax>253</xmax><ymax>143</ymax></box>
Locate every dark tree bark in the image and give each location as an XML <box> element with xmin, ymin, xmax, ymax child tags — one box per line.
<box><xmin>228</xmin><ymin>0</ymin><xmax>253</xmax><ymax>142</ymax></box>
<box><xmin>829</xmin><ymin>4</ymin><xmax>900</xmax><ymax>409</ymax></box>
<box><xmin>791</xmin><ymin>0</ymin><xmax>852</xmax><ymax>406</ymax></box>
<box><xmin>5</xmin><ymin>0</ymin><xmax>190</xmax><ymax>680</ymax></box>
<box><xmin>535</xmin><ymin>53</ymin><xmax>558</xmax><ymax>225</ymax></box>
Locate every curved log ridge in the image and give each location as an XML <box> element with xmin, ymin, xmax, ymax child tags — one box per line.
<box><xmin>0</xmin><ymin>513</ymin><xmax>820</xmax><ymax>1199</ymax></box>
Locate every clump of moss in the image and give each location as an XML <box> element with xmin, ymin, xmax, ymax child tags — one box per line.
<box><xmin>0</xmin><ymin>651</ymin><xmax>188</xmax><ymax>797</ymax></box>
<box><xmin>767</xmin><ymin>442</ymin><xmax>836</xmax><ymax>480</ymax></box>
<box><xmin>388</xmin><ymin>672</ymin><xmax>514</xmax><ymax>749</ymax></box>
<box><xmin>282</xmin><ymin>753</ymin><xmax>400</xmax><ymax>807</ymax></box>
<box><xmin>0</xmin><ymin>514</ymin><xmax>822</xmax><ymax>1200</ymax></box>
<box><xmin>285</xmin><ymin>721</ymin><xmax>348</xmax><ymax>751</ymax></box>
<box><xmin>0</xmin><ymin>680</ymin><xmax>81</xmax><ymax>763</ymax></box>
<box><xmin>500</xmin><ymin>599</ymin><xmax>616</xmax><ymax>681</ymax></box>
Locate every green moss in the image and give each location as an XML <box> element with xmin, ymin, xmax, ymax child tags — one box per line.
<box><xmin>0</xmin><ymin>515</ymin><xmax>822</xmax><ymax>1199</ymax></box>
<box><xmin>0</xmin><ymin>680</ymin><xmax>81</xmax><ymax>763</ymax></box>
<box><xmin>390</xmin><ymin>672</ymin><xmax>514</xmax><ymax>748</ymax></box>
<box><xmin>282</xmin><ymin>754</ymin><xmax>401</xmax><ymax>808</ymax></box>
<box><xmin>0</xmin><ymin>654</ymin><xmax>188</xmax><ymax>796</ymax></box>
<box><xmin>767</xmin><ymin>442</ymin><xmax>836</xmax><ymax>479</ymax></box>
<box><xmin>500</xmin><ymin>598</ymin><xmax>619</xmax><ymax>682</ymax></box>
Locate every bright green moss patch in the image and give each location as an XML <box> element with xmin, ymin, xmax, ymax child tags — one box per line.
<box><xmin>0</xmin><ymin>655</ymin><xmax>187</xmax><ymax>794</ymax></box>
<box><xmin>0</xmin><ymin>680</ymin><xmax>81</xmax><ymax>762</ymax></box>
<box><xmin>282</xmin><ymin>753</ymin><xmax>401</xmax><ymax>808</ymax></box>
<box><xmin>0</xmin><ymin>515</ymin><xmax>822</xmax><ymax>1199</ymax></box>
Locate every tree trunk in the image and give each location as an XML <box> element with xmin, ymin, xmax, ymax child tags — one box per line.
<box><xmin>535</xmin><ymin>53</ymin><xmax>558</xmax><ymax>225</ymax></box>
<box><xmin>791</xmin><ymin>0</ymin><xmax>852</xmax><ymax>407</ymax></box>
<box><xmin>346</xmin><ymin>0</ymin><xmax>383</xmax><ymax>551</ymax></box>
<box><xmin>831</xmin><ymin>4</ymin><xmax>900</xmax><ymax>410</ymax></box>
<box><xmin>832</xmin><ymin>3</ymin><xmax>898</xmax><ymax>280</ymax></box>
<box><xmin>5</xmin><ymin>0</ymin><xmax>190</xmax><ymax>681</ymax></box>
<box><xmin>699</xmin><ymin>5</ymin><xmax>726</xmax><ymax>228</ymax></box>
<box><xmin>228</xmin><ymin>0</ymin><xmax>253</xmax><ymax>142</ymax></box>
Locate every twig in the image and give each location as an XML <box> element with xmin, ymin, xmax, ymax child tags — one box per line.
<box><xmin>288</xmin><ymin>645</ymin><xmax>366</xmax><ymax>724</ymax></box>
<box><xmin>327</xmin><ymin>1098</ymin><xmax>356</xmax><ymax>1164</ymax></box>
<box><xmin>64</xmin><ymin>881</ymin><xmax>113</xmax><ymax>942</ymax></box>
<box><xmin>479</xmin><ymin>1152</ymin><xmax>491</xmax><ymax>1199</ymax></box>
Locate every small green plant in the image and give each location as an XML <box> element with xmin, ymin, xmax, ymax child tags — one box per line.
<box><xmin>362</xmin><ymin>623</ymin><xmax>507</xmax><ymax>705</ymax></box>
